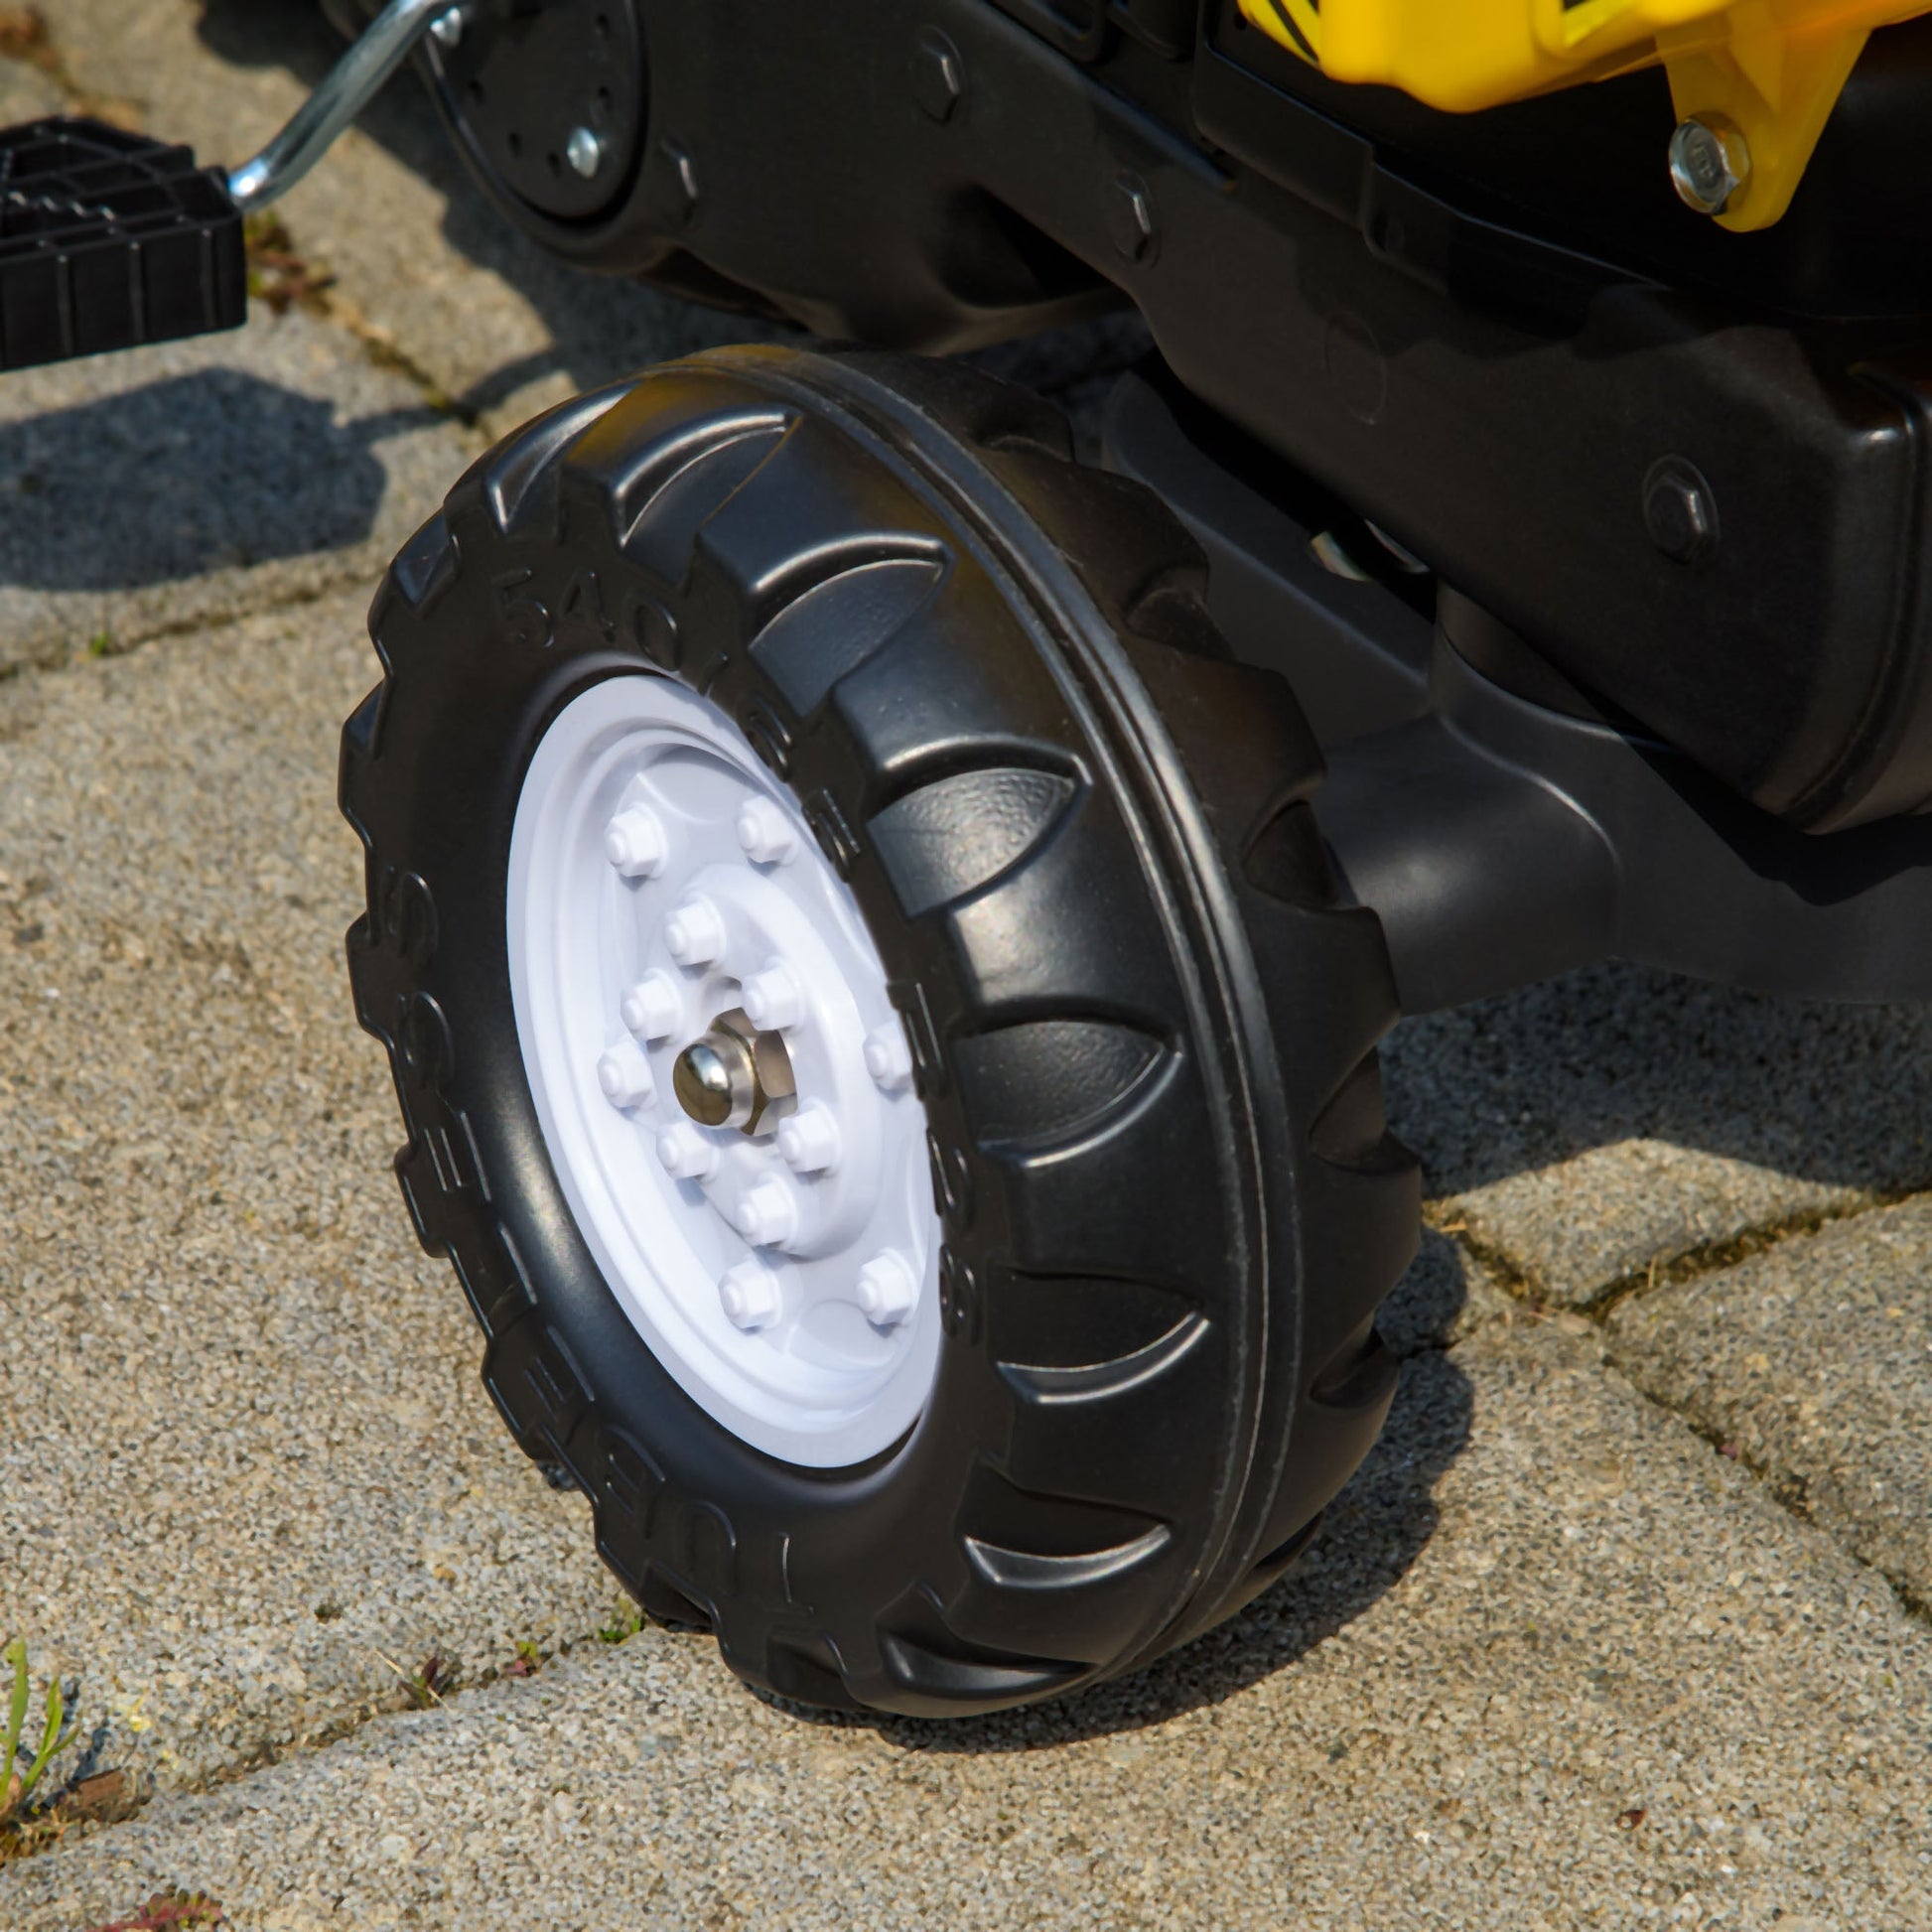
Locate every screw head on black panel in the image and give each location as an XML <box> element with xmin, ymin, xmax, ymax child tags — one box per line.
<box><xmin>1108</xmin><ymin>172</ymin><xmax>1159</xmax><ymax>265</ymax></box>
<box><xmin>1643</xmin><ymin>457</ymin><xmax>1720</xmax><ymax>565</ymax></box>
<box><xmin>913</xmin><ymin>28</ymin><xmax>965</xmax><ymax>123</ymax></box>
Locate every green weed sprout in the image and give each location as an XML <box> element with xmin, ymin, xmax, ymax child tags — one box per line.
<box><xmin>1</xmin><ymin>1638</ymin><xmax>78</xmax><ymax>1827</ymax></box>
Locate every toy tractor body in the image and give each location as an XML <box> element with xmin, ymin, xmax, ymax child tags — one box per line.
<box><xmin>10</xmin><ymin>0</ymin><xmax>1929</xmax><ymax>1714</ymax></box>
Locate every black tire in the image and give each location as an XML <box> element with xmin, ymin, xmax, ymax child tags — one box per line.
<box><xmin>339</xmin><ymin>345</ymin><xmax>1420</xmax><ymax>1717</ymax></box>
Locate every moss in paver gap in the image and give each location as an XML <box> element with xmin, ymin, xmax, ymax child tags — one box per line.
<box><xmin>1606</xmin><ymin>1191</ymin><xmax>1932</xmax><ymax>1614</ymax></box>
<box><xmin>1385</xmin><ymin>962</ymin><xmax>1932</xmax><ymax>1308</ymax></box>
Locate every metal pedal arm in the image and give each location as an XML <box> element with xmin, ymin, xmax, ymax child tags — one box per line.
<box><xmin>226</xmin><ymin>0</ymin><xmax>460</xmax><ymax>212</ymax></box>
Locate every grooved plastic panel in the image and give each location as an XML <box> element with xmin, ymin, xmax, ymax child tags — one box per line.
<box><xmin>0</xmin><ymin>117</ymin><xmax>245</xmax><ymax>371</ymax></box>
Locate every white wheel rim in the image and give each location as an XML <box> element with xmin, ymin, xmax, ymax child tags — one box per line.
<box><xmin>506</xmin><ymin>674</ymin><xmax>941</xmax><ymax>1466</ymax></box>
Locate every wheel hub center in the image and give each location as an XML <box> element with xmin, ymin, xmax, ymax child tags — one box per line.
<box><xmin>672</xmin><ymin>1008</ymin><xmax>795</xmax><ymax>1134</ymax></box>
<box><xmin>504</xmin><ymin>673</ymin><xmax>941</xmax><ymax>1467</ymax></box>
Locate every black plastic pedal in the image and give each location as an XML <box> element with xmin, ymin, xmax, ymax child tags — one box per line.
<box><xmin>0</xmin><ymin>118</ymin><xmax>245</xmax><ymax>372</ymax></box>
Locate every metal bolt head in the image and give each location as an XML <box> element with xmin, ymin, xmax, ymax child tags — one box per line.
<box><xmin>673</xmin><ymin>1035</ymin><xmax>746</xmax><ymax>1129</ymax></box>
<box><xmin>566</xmin><ymin>126</ymin><xmax>605</xmax><ymax>181</ymax></box>
<box><xmin>1106</xmin><ymin>172</ymin><xmax>1159</xmax><ymax>266</ymax></box>
<box><xmin>1669</xmin><ymin>118</ymin><xmax>1749</xmax><ymax>217</ymax></box>
<box><xmin>913</xmin><ymin>28</ymin><xmax>965</xmax><ymax>123</ymax></box>
<box><xmin>673</xmin><ymin>1008</ymin><xmax>797</xmax><ymax>1136</ymax></box>
<box><xmin>1642</xmin><ymin>457</ymin><xmax>1720</xmax><ymax>566</ymax></box>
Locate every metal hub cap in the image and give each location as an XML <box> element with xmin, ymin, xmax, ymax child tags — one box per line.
<box><xmin>506</xmin><ymin>675</ymin><xmax>940</xmax><ymax>1466</ymax></box>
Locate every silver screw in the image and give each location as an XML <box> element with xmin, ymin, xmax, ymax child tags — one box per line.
<box><xmin>1669</xmin><ymin>118</ymin><xmax>1749</xmax><ymax>217</ymax></box>
<box><xmin>429</xmin><ymin>6</ymin><xmax>465</xmax><ymax>50</ymax></box>
<box><xmin>566</xmin><ymin>126</ymin><xmax>605</xmax><ymax>180</ymax></box>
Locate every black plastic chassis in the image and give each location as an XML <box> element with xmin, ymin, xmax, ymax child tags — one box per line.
<box><xmin>1108</xmin><ymin>372</ymin><xmax>1932</xmax><ymax>1012</ymax></box>
<box><xmin>398</xmin><ymin>0</ymin><xmax>1932</xmax><ymax>838</ymax></box>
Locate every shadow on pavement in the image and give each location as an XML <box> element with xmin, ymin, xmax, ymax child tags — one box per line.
<box><xmin>1383</xmin><ymin>960</ymin><xmax>1932</xmax><ymax>1198</ymax></box>
<box><xmin>0</xmin><ymin>372</ymin><xmax>435</xmax><ymax>590</ymax></box>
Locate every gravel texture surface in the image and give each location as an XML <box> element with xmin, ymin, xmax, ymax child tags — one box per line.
<box><xmin>1385</xmin><ymin>965</ymin><xmax>1932</xmax><ymax>1308</ymax></box>
<box><xmin>1608</xmin><ymin>1195</ymin><xmax>1932</xmax><ymax>1608</ymax></box>
<box><xmin>4</xmin><ymin>1320</ymin><xmax>1926</xmax><ymax>1930</ymax></box>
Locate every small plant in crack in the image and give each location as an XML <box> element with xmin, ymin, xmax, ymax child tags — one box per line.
<box><xmin>86</xmin><ymin>1888</ymin><xmax>227</xmax><ymax>1931</ymax></box>
<box><xmin>504</xmin><ymin>1639</ymin><xmax>544</xmax><ymax>1679</ymax></box>
<box><xmin>1</xmin><ymin>1636</ymin><xmax>79</xmax><ymax>1833</ymax></box>
<box><xmin>378</xmin><ymin>1650</ymin><xmax>455</xmax><ymax>1710</ymax></box>
<box><xmin>242</xmin><ymin>212</ymin><xmax>338</xmax><ymax>318</ymax></box>
<box><xmin>598</xmin><ymin>1609</ymin><xmax>645</xmax><ymax>1645</ymax></box>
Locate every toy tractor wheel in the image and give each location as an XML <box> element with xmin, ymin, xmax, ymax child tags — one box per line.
<box><xmin>339</xmin><ymin>346</ymin><xmax>1420</xmax><ymax>1717</ymax></box>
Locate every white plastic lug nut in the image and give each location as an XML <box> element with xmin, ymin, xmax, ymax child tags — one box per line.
<box><xmin>864</xmin><ymin>1023</ymin><xmax>914</xmax><ymax>1092</ymax></box>
<box><xmin>736</xmin><ymin>795</ymin><xmax>799</xmax><ymax>866</ymax></box>
<box><xmin>733</xmin><ymin>1177</ymin><xmax>800</xmax><ymax>1249</ymax></box>
<box><xmin>663</xmin><ymin>895</ymin><xmax>727</xmax><ymax>967</ymax></box>
<box><xmin>604</xmin><ymin>805</ymin><xmax>668</xmax><ymax>879</ymax></box>
<box><xmin>621</xmin><ymin>971</ymin><xmax>683</xmax><ymax>1042</ymax></box>
<box><xmin>596</xmin><ymin>1039</ymin><xmax>655</xmax><ymax>1110</ymax></box>
<box><xmin>719</xmin><ymin>1259</ymin><xmax>783</xmax><ymax>1331</ymax></box>
<box><xmin>856</xmin><ymin>1251</ymin><xmax>920</xmax><ymax>1329</ymax></box>
<box><xmin>655</xmin><ymin>1122</ymin><xmax>719</xmax><ymax>1181</ymax></box>
<box><xmin>777</xmin><ymin>1102</ymin><xmax>842</xmax><ymax>1175</ymax></box>
<box><xmin>740</xmin><ymin>959</ymin><xmax>806</xmax><ymax>1033</ymax></box>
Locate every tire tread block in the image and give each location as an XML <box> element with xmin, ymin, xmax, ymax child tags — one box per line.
<box><xmin>869</xmin><ymin>764</ymin><xmax>1079</xmax><ymax>921</ymax></box>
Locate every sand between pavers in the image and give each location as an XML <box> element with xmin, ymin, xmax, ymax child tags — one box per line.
<box><xmin>1608</xmin><ymin>1192</ymin><xmax>1932</xmax><ymax>1610</ymax></box>
<box><xmin>3</xmin><ymin>1321</ymin><xmax>1924</xmax><ymax>1930</ymax></box>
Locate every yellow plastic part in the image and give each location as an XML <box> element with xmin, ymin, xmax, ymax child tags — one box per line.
<box><xmin>1238</xmin><ymin>0</ymin><xmax>1932</xmax><ymax>228</ymax></box>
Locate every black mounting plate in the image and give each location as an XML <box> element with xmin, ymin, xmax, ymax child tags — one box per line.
<box><xmin>0</xmin><ymin>118</ymin><xmax>245</xmax><ymax>372</ymax></box>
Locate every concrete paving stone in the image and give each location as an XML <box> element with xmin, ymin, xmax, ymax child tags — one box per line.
<box><xmin>5</xmin><ymin>1318</ymin><xmax>1928</xmax><ymax>1930</ymax></box>
<box><xmin>1383</xmin><ymin>962</ymin><xmax>1932</xmax><ymax>1309</ymax></box>
<box><xmin>0</xmin><ymin>593</ymin><xmax>632</xmax><ymax>1806</ymax></box>
<box><xmin>0</xmin><ymin>563</ymin><xmax>1502</xmax><ymax>1816</ymax></box>
<box><xmin>0</xmin><ymin>41</ymin><xmax>65</xmax><ymax>122</ymax></box>
<box><xmin>1607</xmin><ymin>1193</ymin><xmax>1932</xmax><ymax>1611</ymax></box>
<box><xmin>0</xmin><ymin>301</ymin><xmax>479</xmax><ymax>674</ymax></box>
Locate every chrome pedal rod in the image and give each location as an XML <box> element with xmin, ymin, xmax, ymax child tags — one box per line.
<box><xmin>226</xmin><ymin>0</ymin><xmax>462</xmax><ymax>212</ymax></box>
